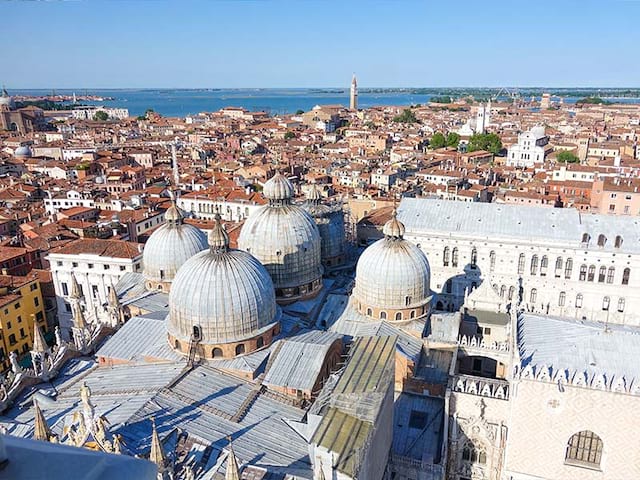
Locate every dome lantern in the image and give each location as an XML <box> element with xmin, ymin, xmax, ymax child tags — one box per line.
<box><xmin>263</xmin><ymin>172</ymin><xmax>294</xmax><ymax>206</ymax></box>
<box><xmin>208</xmin><ymin>214</ymin><xmax>230</xmax><ymax>253</ymax></box>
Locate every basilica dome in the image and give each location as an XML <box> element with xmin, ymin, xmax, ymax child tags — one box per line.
<box><xmin>14</xmin><ymin>146</ymin><xmax>32</xmax><ymax>158</ymax></box>
<box><xmin>167</xmin><ymin>215</ymin><xmax>281</xmax><ymax>358</ymax></box>
<box><xmin>303</xmin><ymin>184</ymin><xmax>346</xmax><ymax>269</ymax></box>
<box><xmin>238</xmin><ymin>173</ymin><xmax>323</xmax><ymax>304</ymax></box>
<box><xmin>143</xmin><ymin>203</ymin><xmax>208</xmax><ymax>292</ymax></box>
<box><xmin>353</xmin><ymin>211</ymin><xmax>431</xmax><ymax>322</ymax></box>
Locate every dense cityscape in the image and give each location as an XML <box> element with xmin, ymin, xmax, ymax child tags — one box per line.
<box><xmin>1</xmin><ymin>0</ymin><xmax>640</xmax><ymax>478</ymax></box>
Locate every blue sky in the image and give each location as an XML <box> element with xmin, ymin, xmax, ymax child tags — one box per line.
<box><xmin>1</xmin><ymin>0</ymin><xmax>638</xmax><ymax>88</ymax></box>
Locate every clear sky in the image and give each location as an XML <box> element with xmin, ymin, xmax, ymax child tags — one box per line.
<box><xmin>1</xmin><ymin>0</ymin><xmax>638</xmax><ymax>89</ymax></box>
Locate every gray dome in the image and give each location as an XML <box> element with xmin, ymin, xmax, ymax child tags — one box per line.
<box><xmin>238</xmin><ymin>204</ymin><xmax>322</xmax><ymax>291</ymax></box>
<box><xmin>143</xmin><ymin>209</ymin><xmax>208</xmax><ymax>285</ymax></box>
<box><xmin>263</xmin><ymin>172</ymin><xmax>294</xmax><ymax>201</ymax></box>
<box><xmin>168</xmin><ymin>225</ymin><xmax>280</xmax><ymax>345</ymax></box>
<box><xmin>303</xmin><ymin>190</ymin><xmax>346</xmax><ymax>267</ymax></box>
<box><xmin>14</xmin><ymin>146</ymin><xmax>32</xmax><ymax>158</ymax></box>
<box><xmin>353</xmin><ymin>217</ymin><xmax>430</xmax><ymax>311</ymax></box>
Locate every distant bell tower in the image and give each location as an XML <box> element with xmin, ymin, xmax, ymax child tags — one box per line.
<box><xmin>350</xmin><ymin>74</ymin><xmax>358</xmax><ymax>110</ymax></box>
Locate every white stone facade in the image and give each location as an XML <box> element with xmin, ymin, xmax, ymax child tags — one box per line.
<box><xmin>506</xmin><ymin>126</ymin><xmax>549</xmax><ymax>167</ymax></box>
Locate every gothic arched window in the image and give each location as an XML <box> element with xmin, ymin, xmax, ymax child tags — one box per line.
<box><xmin>470</xmin><ymin>248</ymin><xmax>478</xmax><ymax>269</ymax></box>
<box><xmin>607</xmin><ymin>267</ymin><xmax>615</xmax><ymax>284</ymax></box>
<box><xmin>564</xmin><ymin>258</ymin><xmax>573</xmax><ymax>279</ymax></box>
<box><xmin>443</xmin><ymin>246</ymin><xmax>450</xmax><ymax>267</ymax></box>
<box><xmin>530</xmin><ymin>255</ymin><xmax>539</xmax><ymax>275</ymax></box>
<box><xmin>540</xmin><ymin>256</ymin><xmax>548</xmax><ymax>276</ymax></box>
<box><xmin>530</xmin><ymin>288</ymin><xmax>537</xmax><ymax>303</ymax></box>
<box><xmin>622</xmin><ymin>267</ymin><xmax>630</xmax><ymax>285</ymax></box>
<box><xmin>555</xmin><ymin>257</ymin><xmax>563</xmax><ymax>277</ymax></box>
<box><xmin>517</xmin><ymin>253</ymin><xmax>525</xmax><ymax>274</ymax></box>
<box><xmin>598</xmin><ymin>266</ymin><xmax>606</xmax><ymax>283</ymax></box>
<box><xmin>579</xmin><ymin>264</ymin><xmax>587</xmax><ymax>281</ymax></box>
<box><xmin>587</xmin><ymin>265</ymin><xmax>596</xmax><ymax>282</ymax></box>
<box><xmin>597</xmin><ymin>234</ymin><xmax>606</xmax><ymax>247</ymax></box>
<box><xmin>462</xmin><ymin>441</ymin><xmax>487</xmax><ymax>465</ymax></box>
<box><xmin>489</xmin><ymin>251</ymin><xmax>496</xmax><ymax>272</ymax></box>
<box><xmin>565</xmin><ymin>431</ymin><xmax>603</xmax><ymax>468</ymax></box>
<box><xmin>614</xmin><ymin>235</ymin><xmax>623</xmax><ymax>249</ymax></box>
<box><xmin>452</xmin><ymin>248</ymin><xmax>459</xmax><ymax>267</ymax></box>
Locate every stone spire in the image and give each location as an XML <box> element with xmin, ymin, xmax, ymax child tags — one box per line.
<box><xmin>225</xmin><ymin>437</ymin><xmax>241</xmax><ymax>480</ymax></box>
<box><xmin>209</xmin><ymin>214</ymin><xmax>230</xmax><ymax>253</ymax></box>
<box><xmin>149</xmin><ymin>417</ymin><xmax>167</xmax><ymax>470</ymax></box>
<box><xmin>73</xmin><ymin>304</ymin><xmax>86</xmax><ymax>330</ymax></box>
<box><xmin>33</xmin><ymin>398</ymin><xmax>51</xmax><ymax>442</ymax></box>
<box><xmin>32</xmin><ymin>324</ymin><xmax>48</xmax><ymax>354</ymax></box>
<box><xmin>107</xmin><ymin>281</ymin><xmax>123</xmax><ymax>326</ymax></box>
<box><xmin>69</xmin><ymin>272</ymin><xmax>82</xmax><ymax>300</ymax></box>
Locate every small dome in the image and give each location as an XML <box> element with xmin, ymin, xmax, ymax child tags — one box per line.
<box><xmin>382</xmin><ymin>211</ymin><xmax>405</xmax><ymax>238</ymax></box>
<box><xmin>14</xmin><ymin>146</ymin><xmax>32</xmax><ymax>158</ymax></box>
<box><xmin>263</xmin><ymin>172</ymin><xmax>294</xmax><ymax>201</ymax></box>
<box><xmin>143</xmin><ymin>212</ymin><xmax>208</xmax><ymax>288</ymax></box>
<box><xmin>208</xmin><ymin>214</ymin><xmax>229</xmax><ymax>252</ymax></box>
<box><xmin>164</xmin><ymin>204</ymin><xmax>183</xmax><ymax>223</ymax></box>
<box><xmin>168</xmin><ymin>237</ymin><xmax>280</xmax><ymax>346</ymax></box>
<box><xmin>353</xmin><ymin>216</ymin><xmax>431</xmax><ymax>316</ymax></box>
<box><xmin>307</xmin><ymin>184</ymin><xmax>322</xmax><ymax>202</ymax></box>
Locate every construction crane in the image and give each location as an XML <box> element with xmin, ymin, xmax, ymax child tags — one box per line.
<box><xmin>492</xmin><ymin>87</ymin><xmax>522</xmax><ymax>105</ymax></box>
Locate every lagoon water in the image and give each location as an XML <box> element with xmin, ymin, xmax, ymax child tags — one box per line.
<box><xmin>12</xmin><ymin>88</ymin><xmax>640</xmax><ymax>118</ymax></box>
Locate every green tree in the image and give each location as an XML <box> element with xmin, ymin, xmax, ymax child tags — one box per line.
<box><xmin>446</xmin><ymin>132</ymin><xmax>460</xmax><ymax>148</ymax></box>
<box><xmin>93</xmin><ymin>111</ymin><xmax>109</xmax><ymax>121</ymax></box>
<box><xmin>295</xmin><ymin>109</ymin><xmax>305</xmax><ymax>115</ymax></box>
<box><xmin>430</xmin><ymin>132</ymin><xmax>446</xmax><ymax>149</ymax></box>
<box><xmin>393</xmin><ymin>109</ymin><xmax>418</xmax><ymax>124</ymax></box>
<box><xmin>556</xmin><ymin>151</ymin><xmax>580</xmax><ymax>163</ymax></box>
<box><xmin>468</xmin><ymin>133</ymin><xmax>502</xmax><ymax>155</ymax></box>
<box><xmin>284</xmin><ymin>131</ymin><xmax>296</xmax><ymax>140</ymax></box>
<box><xmin>430</xmin><ymin>95</ymin><xmax>452</xmax><ymax>104</ymax></box>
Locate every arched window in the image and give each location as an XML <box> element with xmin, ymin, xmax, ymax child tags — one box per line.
<box><xmin>558</xmin><ymin>291</ymin><xmax>566</xmax><ymax>307</ymax></box>
<box><xmin>489</xmin><ymin>251</ymin><xmax>496</xmax><ymax>272</ymax></box>
<box><xmin>530</xmin><ymin>255</ymin><xmax>539</xmax><ymax>275</ymax></box>
<box><xmin>579</xmin><ymin>264</ymin><xmax>587</xmax><ymax>281</ymax></box>
<box><xmin>212</xmin><ymin>347</ymin><xmax>223</xmax><ymax>358</ymax></box>
<box><xmin>540</xmin><ymin>256</ymin><xmax>548</xmax><ymax>276</ymax></box>
<box><xmin>614</xmin><ymin>235</ymin><xmax>623</xmax><ymax>249</ymax></box>
<box><xmin>555</xmin><ymin>257</ymin><xmax>563</xmax><ymax>277</ymax></box>
<box><xmin>565</xmin><ymin>431</ymin><xmax>603</xmax><ymax>468</ymax></box>
<box><xmin>508</xmin><ymin>286</ymin><xmax>515</xmax><ymax>300</ymax></box>
<box><xmin>530</xmin><ymin>288</ymin><xmax>537</xmax><ymax>303</ymax></box>
<box><xmin>622</xmin><ymin>268</ymin><xmax>630</xmax><ymax>285</ymax></box>
<box><xmin>618</xmin><ymin>297</ymin><xmax>625</xmax><ymax>312</ymax></box>
<box><xmin>564</xmin><ymin>258</ymin><xmax>573</xmax><ymax>279</ymax></box>
<box><xmin>607</xmin><ymin>267</ymin><xmax>615</xmax><ymax>284</ymax></box>
<box><xmin>380</xmin><ymin>311</ymin><xmax>387</xmax><ymax>320</ymax></box>
<box><xmin>587</xmin><ymin>265</ymin><xmax>596</xmax><ymax>282</ymax></box>
<box><xmin>598</xmin><ymin>266</ymin><xmax>606</xmax><ymax>283</ymax></box>
<box><xmin>576</xmin><ymin>293</ymin><xmax>583</xmax><ymax>308</ymax></box>
<box><xmin>443</xmin><ymin>246</ymin><xmax>450</xmax><ymax>267</ymax></box>
<box><xmin>597</xmin><ymin>234</ymin><xmax>606</xmax><ymax>247</ymax></box>
<box><xmin>470</xmin><ymin>248</ymin><xmax>478</xmax><ymax>269</ymax></box>
<box><xmin>235</xmin><ymin>344</ymin><xmax>246</xmax><ymax>355</ymax></box>
<box><xmin>452</xmin><ymin>248</ymin><xmax>459</xmax><ymax>267</ymax></box>
<box><xmin>256</xmin><ymin>336</ymin><xmax>264</xmax><ymax>349</ymax></box>
<box><xmin>581</xmin><ymin>233</ymin><xmax>590</xmax><ymax>245</ymax></box>
<box><xmin>174</xmin><ymin>339</ymin><xmax>180</xmax><ymax>350</ymax></box>
<box><xmin>602</xmin><ymin>296</ymin><xmax>610</xmax><ymax>311</ymax></box>
<box><xmin>500</xmin><ymin>285</ymin><xmax>506</xmax><ymax>298</ymax></box>
<box><xmin>395</xmin><ymin>312</ymin><xmax>402</xmax><ymax>321</ymax></box>
<box><xmin>405</xmin><ymin>296</ymin><xmax>412</xmax><ymax>307</ymax></box>
<box><xmin>410</xmin><ymin>310</ymin><xmax>415</xmax><ymax>319</ymax></box>
<box><xmin>366</xmin><ymin>307</ymin><xmax>373</xmax><ymax>317</ymax></box>
<box><xmin>462</xmin><ymin>441</ymin><xmax>487</xmax><ymax>465</ymax></box>
<box><xmin>517</xmin><ymin>253</ymin><xmax>525</xmax><ymax>274</ymax></box>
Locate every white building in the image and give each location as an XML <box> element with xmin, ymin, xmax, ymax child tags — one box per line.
<box><xmin>47</xmin><ymin>239</ymin><xmax>143</xmax><ymax>334</ymax></box>
<box><xmin>177</xmin><ymin>192</ymin><xmax>265</xmax><ymax>222</ymax></box>
<box><xmin>398</xmin><ymin>198</ymin><xmax>640</xmax><ymax>326</ymax></box>
<box><xmin>71</xmin><ymin>106</ymin><xmax>129</xmax><ymax>120</ymax></box>
<box><xmin>506</xmin><ymin>125</ymin><xmax>549</xmax><ymax>167</ymax></box>
<box><xmin>44</xmin><ymin>189</ymin><xmax>96</xmax><ymax>214</ymax></box>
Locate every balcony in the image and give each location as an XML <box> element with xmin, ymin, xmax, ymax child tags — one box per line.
<box><xmin>451</xmin><ymin>373</ymin><xmax>510</xmax><ymax>400</ymax></box>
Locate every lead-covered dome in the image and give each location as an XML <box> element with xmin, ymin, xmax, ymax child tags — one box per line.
<box><xmin>303</xmin><ymin>184</ymin><xmax>346</xmax><ymax>269</ymax></box>
<box><xmin>167</xmin><ymin>215</ymin><xmax>280</xmax><ymax>358</ymax></box>
<box><xmin>143</xmin><ymin>202</ymin><xmax>208</xmax><ymax>292</ymax></box>
<box><xmin>353</xmin><ymin>211</ymin><xmax>431</xmax><ymax>322</ymax></box>
<box><xmin>238</xmin><ymin>173</ymin><xmax>323</xmax><ymax>304</ymax></box>
<box><xmin>14</xmin><ymin>146</ymin><xmax>32</xmax><ymax>158</ymax></box>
